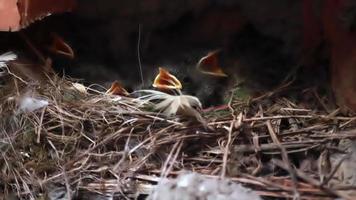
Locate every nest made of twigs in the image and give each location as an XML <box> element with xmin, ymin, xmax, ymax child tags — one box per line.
<box><xmin>1</xmin><ymin>72</ymin><xmax>356</xmax><ymax>200</ymax></box>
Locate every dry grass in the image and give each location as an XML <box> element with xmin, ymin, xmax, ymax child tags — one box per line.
<box><xmin>1</xmin><ymin>73</ymin><xmax>356</xmax><ymax>200</ymax></box>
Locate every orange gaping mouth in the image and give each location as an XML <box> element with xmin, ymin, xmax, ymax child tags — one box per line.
<box><xmin>48</xmin><ymin>33</ymin><xmax>75</xmax><ymax>59</ymax></box>
<box><xmin>106</xmin><ymin>81</ymin><xmax>129</xmax><ymax>96</ymax></box>
<box><xmin>152</xmin><ymin>67</ymin><xmax>182</xmax><ymax>90</ymax></box>
<box><xmin>197</xmin><ymin>50</ymin><xmax>228</xmax><ymax>77</ymax></box>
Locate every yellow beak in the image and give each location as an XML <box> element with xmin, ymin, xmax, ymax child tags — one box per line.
<box><xmin>152</xmin><ymin>67</ymin><xmax>183</xmax><ymax>90</ymax></box>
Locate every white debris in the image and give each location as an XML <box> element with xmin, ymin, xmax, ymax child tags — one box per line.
<box><xmin>318</xmin><ymin>140</ymin><xmax>356</xmax><ymax>197</ymax></box>
<box><xmin>148</xmin><ymin>172</ymin><xmax>261</xmax><ymax>200</ymax></box>
<box><xmin>176</xmin><ymin>172</ymin><xmax>199</xmax><ymax>188</ymax></box>
<box><xmin>70</xmin><ymin>82</ymin><xmax>88</xmax><ymax>94</ymax></box>
<box><xmin>330</xmin><ymin>140</ymin><xmax>356</xmax><ymax>185</ymax></box>
<box><xmin>0</xmin><ymin>52</ymin><xmax>17</xmax><ymax>76</ymax></box>
<box><xmin>18</xmin><ymin>96</ymin><xmax>49</xmax><ymax>113</ymax></box>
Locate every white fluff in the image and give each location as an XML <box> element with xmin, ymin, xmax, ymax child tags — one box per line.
<box><xmin>134</xmin><ymin>90</ymin><xmax>202</xmax><ymax>116</ymax></box>
<box><xmin>0</xmin><ymin>52</ymin><xmax>17</xmax><ymax>64</ymax></box>
<box><xmin>148</xmin><ymin>172</ymin><xmax>261</xmax><ymax>200</ymax></box>
<box><xmin>18</xmin><ymin>96</ymin><xmax>49</xmax><ymax>112</ymax></box>
<box><xmin>176</xmin><ymin>172</ymin><xmax>200</xmax><ymax>188</ymax></box>
<box><xmin>0</xmin><ymin>52</ymin><xmax>17</xmax><ymax>76</ymax></box>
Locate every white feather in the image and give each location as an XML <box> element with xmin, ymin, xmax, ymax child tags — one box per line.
<box><xmin>134</xmin><ymin>90</ymin><xmax>202</xmax><ymax>117</ymax></box>
<box><xmin>18</xmin><ymin>96</ymin><xmax>48</xmax><ymax>113</ymax></box>
<box><xmin>0</xmin><ymin>52</ymin><xmax>17</xmax><ymax>76</ymax></box>
<box><xmin>0</xmin><ymin>52</ymin><xmax>17</xmax><ymax>63</ymax></box>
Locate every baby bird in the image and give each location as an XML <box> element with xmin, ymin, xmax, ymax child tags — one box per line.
<box><xmin>197</xmin><ymin>24</ymin><xmax>294</xmax><ymax>96</ymax></box>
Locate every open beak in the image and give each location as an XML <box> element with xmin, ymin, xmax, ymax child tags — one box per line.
<box><xmin>106</xmin><ymin>81</ymin><xmax>129</xmax><ymax>96</ymax></box>
<box><xmin>48</xmin><ymin>33</ymin><xmax>75</xmax><ymax>59</ymax></box>
<box><xmin>152</xmin><ymin>67</ymin><xmax>182</xmax><ymax>90</ymax></box>
<box><xmin>197</xmin><ymin>50</ymin><xmax>228</xmax><ymax>77</ymax></box>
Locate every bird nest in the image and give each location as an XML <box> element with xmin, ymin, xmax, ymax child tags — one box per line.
<box><xmin>1</xmin><ymin>72</ymin><xmax>356</xmax><ymax>200</ymax></box>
